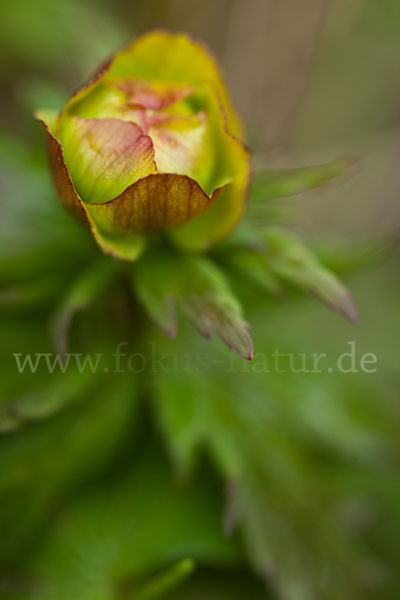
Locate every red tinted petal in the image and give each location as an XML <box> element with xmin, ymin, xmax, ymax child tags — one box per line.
<box><xmin>59</xmin><ymin>116</ymin><xmax>157</xmax><ymax>203</ymax></box>
<box><xmin>109</xmin><ymin>78</ymin><xmax>194</xmax><ymax>110</ymax></box>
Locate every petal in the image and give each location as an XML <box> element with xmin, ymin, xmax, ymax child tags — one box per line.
<box><xmin>104</xmin><ymin>30</ymin><xmax>244</xmax><ymax>138</ymax></box>
<box><xmin>60</xmin><ymin>56</ymin><xmax>114</xmax><ymax>119</ymax></box>
<box><xmin>109</xmin><ymin>78</ymin><xmax>194</xmax><ymax>110</ymax></box>
<box><xmin>36</xmin><ymin>115</ymin><xmax>145</xmax><ymax>261</ymax></box>
<box><xmin>148</xmin><ymin>113</ymin><xmax>207</xmax><ymax>180</ymax></box>
<box><xmin>59</xmin><ymin>116</ymin><xmax>157</xmax><ymax>204</ymax></box>
<box><xmin>169</xmin><ymin>89</ymin><xmax>251</xmax><ymax>251</ymax></box>
<box><xmin>85</xmin><ymin>173</ymin><xmax>225</xmax><ymax>234</ymax></box>
<box><xmin>34</xmin><ymin>108</ymin><xmax>59</xmax><ymax>135</ymax></box>
<box><xmin>59</xmin><ymin>82</ymin><xmax>127</xmax><ymax>122</ymax></box>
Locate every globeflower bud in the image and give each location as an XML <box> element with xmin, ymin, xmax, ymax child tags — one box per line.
<box><xmin>36</xmin><ymin>30</ymin><xmax>251</xmax><ymax>260</ymax></box>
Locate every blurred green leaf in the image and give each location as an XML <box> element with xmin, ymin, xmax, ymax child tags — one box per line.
<box><xmin>149</xmin><ymin>252</ymin><xmax>400</xmax><ymax>600</ymax></box>
<box><xmin>52</xmin><ymin>259</ymin><xmax>122</xmax><ymax>357</ymax></box>
<box><xmin>250</xmin><ymin>158</ymin><xmax>353</xmax><ymax>203</ymax></box>
<box><xmin>261</xmin><ymin>228</ymin><xmax>358</xmax><ymax>322</ymax></box>
<box><xmin>216</xmin><ymin>227</ymin><xmax>357</xmax><ymax>323</ymax></box>
<box><xmin>21</xmin><ymin>449</ymin><xmax>241</xmax><ymax>600</ymax></box>
<box><xmin>133</xmin><ymin>559</ymin><xmax>195</xmax><ymax>600</ymax></box>
<box><xmin>0</xmin><ymin>371</ymin><xmax>140</xmax><ymax>564</ymax></box>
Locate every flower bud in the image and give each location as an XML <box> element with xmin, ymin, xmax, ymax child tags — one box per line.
<box><xmin>36</xmin><ymin>31</ymin><xmax>251</xmax><ymax>260</ymax></box>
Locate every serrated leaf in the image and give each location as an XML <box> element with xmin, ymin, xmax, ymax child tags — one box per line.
<box><xmin>132</xmin><ymin>251</ymin><xmax>253</xmax><ymax>359</ymax></box>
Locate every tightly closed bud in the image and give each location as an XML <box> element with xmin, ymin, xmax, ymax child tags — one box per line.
<box><xmin>36</xmin><ymin>31</ymin><xmax>251</xmax><ymax>260</ymax></box>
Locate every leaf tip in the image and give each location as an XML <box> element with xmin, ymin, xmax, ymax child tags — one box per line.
<box><xmin>339</xmin><ymin>290</ymin><xmax>359</xmax><ymax>323</ymax></box>
<box><xmin>227</xmin><ymin>324</ymin><xmax>254</xmax><ymax>361</ymax></box>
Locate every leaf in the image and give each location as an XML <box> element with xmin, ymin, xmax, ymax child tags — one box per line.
<box><xmin>52</xmin><ymin>258</ymin><xmax>121</xmax><ymax>357</ymax></box>
<box><xmin>250</xmin><ymin>157</ymin><xmax>354</xmax><ymax>203</ymax></box>
<box><xmin>0</xmin><ymin>274</ymin><xmax>65</xmax><ymax>309</ymax></box>
<box><xmin>150</xmin><ymin>266</ymin><xmax>399</xmax><ymax>600</ymax></box>
<box><xmin>21</xmin><ymin>448</ymin><xmax>240</xmax><ymax>600</ymax></box>
<box><xmin>217</xmin><ymin>227</ymin><xmax>357</xmax><ymax>323</ymax></box>
<box><xmin>261</xmin><ymin>228</ymin><xmax>358</xmax><ymax>322</ymax></box>
<box><xmin>132</xmin><ymin>250</ymin><xmax>253</xmax><ymax>359</ymax></box>
<box><xmin>0</xmin><ymin>366</ymin><xmax>100</xmax><ymax>433</ymax></box>
<box><xmin>216</xmin><ymin>244</ymin><xmax>283</xmax><ymax>297</ymax></box>
<box><xmin>0</xmin><ymin>372</ymin><xmax>140</xmax><ymax>563</ymax></box>
<box><xmin>133</xmin><ymin>559</ymin><xmax>195</xmax><ymax>600</ymax></box>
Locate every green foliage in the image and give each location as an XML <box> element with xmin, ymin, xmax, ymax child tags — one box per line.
<box><xmin>132</xmin><ymin>249</ymin><xmax>253</xmax><ymax>359</ymax></box>
<box><xmin>133</xmin><ymin>559</ymin><xmax>196</xmax><ymax>600</ymax></box>
<box><xmin>52</xmin><ymin>259</ymin><xmax>123</xmax><ymax>356</ymax></box>
<box><xmin>1</xmin><ymin>6</ymin><xmax>399</xmax><ymax>599</ymax></box>
<box><xmin>250</xmin><ymin>158</ymin><xmax>352</xmax><ymax>202</ymax></box>
<box><xmin>0</xmin><ymin>373</ymin><xmax>140</xmax><ymax>565</ymax></box>
<box><xmin>149</xmin><ymin>253</ymin><xmax>399</xmax><ymax>600</ymax></box>
<box><xmin>216</xmin><ymin>227</ymin><xmax>358</xmax><ymax>322</ymax></box>
<box><xmin>2</xmin><ymin>124</ymin><xmax>398</xmax><ymax>598</ymax></box>
<box><xmin>14</xmin><ymin>446</ymin><xmax>240</xmax><ymax>600</ymax></box>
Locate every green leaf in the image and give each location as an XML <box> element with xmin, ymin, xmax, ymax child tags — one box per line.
<box><xmin>261</xmin><ymin>228</ymin><xmax>358</xmax><ymax>322</ymax></box>
<box><xmin>133</xmin><ymin>559</ymin><xmax>195</xmax><ymax>600</ymax></box>
<box><xmin>22</xmin><ymin>449</ymin><xmax>240</xmax><ymax>600</ymax></box>
<box><xmin>217</xmin><ymin>227</ymin><xmax>357</xmax><ymax>323</ymax></box>
<box><xmin>0</xmin><ymin>372</ymin><xmax>140</xmax><ymax>563</ymax></box>
<box><xmin>150</xmin><ymin>262</ymin><xmax>399</xmax><ymax>600</ymax></box>
<box><xmin>0</xmin><ymin>365</ymin><xmax>100</xmax><ymax>432</ymax></box>
<box><xmin>52</xmin><ymin>258</ymin><xmax>121</xmax><ymax>356</ymax></box>
<box><xmin>0</xmin><ymin>274</ymin><xmax>65</xmax><ymax>309</ymax></box>
<box><xmin>250</xmin><ymin>157</ymin><xmax>354</xmax><ymax>203</ymax></box>
<box><xmin>132</xmin><ymin>250</ymin><xmax>253</xmax><ymax>359</ymax></box>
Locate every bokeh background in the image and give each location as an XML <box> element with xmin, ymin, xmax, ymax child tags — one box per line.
<box><xmin>0</xmin><ymin>1</ymin><xmax>399</xmax><ymax>599</ymax></box>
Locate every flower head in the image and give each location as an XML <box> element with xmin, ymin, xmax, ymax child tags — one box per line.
<box><xmin>36</xmin><ymin>31</ymin><xmax>251</xmax><ymax>260</ymax></box>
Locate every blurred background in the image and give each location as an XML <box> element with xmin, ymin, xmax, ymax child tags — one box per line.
<box><xmin>0</xmin><ymin>1</ymin><xmax>399</xmax><ymax>599</ymax></box>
